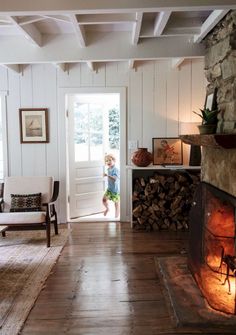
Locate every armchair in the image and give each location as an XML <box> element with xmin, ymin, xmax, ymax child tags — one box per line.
<box><xmin>0</xmin><ymin>176</ymin><xmax>59</xmax><ymax>247</ymax></box>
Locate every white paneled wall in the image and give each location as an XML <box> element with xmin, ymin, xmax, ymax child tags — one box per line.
<box><xmin>0</xmin><ymin>59</ymin><xmax>206</xmax><ymax>222</ymax></box>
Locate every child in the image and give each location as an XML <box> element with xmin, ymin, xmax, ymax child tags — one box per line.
<box><xmin>103</xmin><ymin>153</ymin><xmax>120</xmax><ymax>218</ymax></box>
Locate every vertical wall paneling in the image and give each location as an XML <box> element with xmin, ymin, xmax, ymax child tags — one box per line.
<box><xmin>191</xmin><ymin>59</ymin><xmax>205</xmax><ymax>122</ymax></box>
<box><xmin>0</xmin><ymin>67</ymin><xmax>8</xmax><ymax>91</ymax></box>
<box><xmin>105</xmin><ymin>62</ymin><xmax>128</xmax><ymax>86</ymax></box>
<box><xmin>178</xmin><ymin>60</ymin><xmax>192</xmax><ymax>165</ymax></box>
<box><xmin>44</xmin><ymin>64</ymin><xmax>59</xmax><ymax>179</ymax></box>
<box><xmin>92</xmin><ymin>64</ymin><xmax>106</xmax><ymax>87</ymax></box>
<box><xmin>117</xmin><ymin>62</ymin><xmax>129</xmax><ymax>86</ymax></box>
<box><xmin>80</xmin><ymin>62</ymin><xmax>106</xmax><ymax>87</ymax></box>
<box><xmin>7</xmin><ymin>71</ymin><xmax>22</xmax><ymax>176</ymax></box>
<box><xmin>80</xmin><ymin>63</ymin><xmax>94</xmax><ymax>87</ymax></box>
<box><xmin>57</xmin><ymin>63</ymin><xmax>81</xmax><ymax>88</ymax></box>
<box><xmin>178</xmin><ymin>60</ymin><xmax>192</xmax><ymax>123</ymax></box>
<box><xmin>166</xmin><ymin>61</ymin><xmax>179</xmax><ymax>137</ymax></box>
<box><xmin>30</xmin><ymin>65</ymin><xmax>47</xmax><ymax>175</ymax></box>
<box><xmin>20</xmin><ymin>65</ymin><xmax>35</xmax><ymax>176</ymax></box>
<box><xmin>0</xmin><ymin>91</ymin><xmax>9</xmax><ymax>178</ymax></box>
<box><xmin>20</xmin><ymin>65</ymin><xmax>33</xmax><ymax>106</ymax></box>
<box><xmin>2</xmin><ymin>60</ymin><xmax>206</xmax><ymax>222</ymax></box>
<box><xmin>155</xmin><ymin>60</ymin><xmax>168</xmax><ymax>137</ymax></box>
<box><xmin>128</xmin><ymin>68</ymin><xmax>143</xmax><ymax>164</ymax></box>
<box><xmin>142</xmin><ymin>62</ymin><xmax>155</xmax><ymax>150</ymax></box>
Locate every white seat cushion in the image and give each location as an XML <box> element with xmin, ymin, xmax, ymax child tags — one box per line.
<box><xmin>0</xmin><ymin>211</ymin><xmax>46</xmax><ymax>224</ymax></box>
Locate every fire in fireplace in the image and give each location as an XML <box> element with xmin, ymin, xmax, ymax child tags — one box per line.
<box><xmin>188</xmin><ymin>182</ymin><xmax>236</xmax><ymax>315</ymax></box>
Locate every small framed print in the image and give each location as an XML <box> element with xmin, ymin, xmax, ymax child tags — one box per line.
<box><xmin>152</xmin><ymin>137</ymin><xmax>183</xmax><ymax>165</ymax></box>
<box><xmin>19</xmin><ymin>108</ymin><xmax>49</xmax><ymax>143</ymax></box>
<box><xmin>204</xmin><ymin>88</ymin><xmax>217</xmax><ymax>111</ymax></box>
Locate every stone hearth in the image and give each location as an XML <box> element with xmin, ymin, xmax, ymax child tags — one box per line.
<box><xmin>156</xmin><ymin>256</ymin><xmax>236</xmax><ymax>329</ymax></box>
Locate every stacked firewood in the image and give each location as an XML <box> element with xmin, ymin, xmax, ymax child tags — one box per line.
<box><xmin>132</xmin><ymin>171</ymin><xmax>200</xmax><ymax>231</ymax></box>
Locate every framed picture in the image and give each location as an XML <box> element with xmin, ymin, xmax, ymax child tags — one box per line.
<box><xmin>19</xmin><ymin>108</ymin><xmax>49</xmax><ymax>143</ymax></box>
<box><xmin>152</xmin><ymin>137</ymin><xmax>183</xmax><ymax>165</ymax></box>
<box><xmin>204</xmin><ymin>88</ymin><xmax>217</xmax><ymax>111</ymax></box>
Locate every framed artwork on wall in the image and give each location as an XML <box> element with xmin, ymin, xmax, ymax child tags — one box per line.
<box><xmin>19</xmin><ymin>108</ymin><xmax>49</xmax><ymax>143</ymax></box>
<box><xmin>204</xmin><ymin>88</ymin><xmax>217</xmax><ymax>111</ymax></box>
<box><xmin>152</xmin><ymin>137</ymin><xmax>183</xmax><ymax>165</ymax></box>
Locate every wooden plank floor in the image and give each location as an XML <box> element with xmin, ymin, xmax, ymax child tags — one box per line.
<box><xmin>20</xmin><ymin>222</ymin><xmax>235</xmax><ymax>335</ymax></box>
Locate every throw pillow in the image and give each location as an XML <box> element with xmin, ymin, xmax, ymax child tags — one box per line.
<box><xmin>10</xmin><ymin>193</ymin><xmax>42</xmax><ymax>212</ymax></box>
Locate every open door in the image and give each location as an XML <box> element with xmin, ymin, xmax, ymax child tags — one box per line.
<box><xmin>67</xmin><ymin>93</ymin><xmax>120</xmax><ymax>219</ymax></box>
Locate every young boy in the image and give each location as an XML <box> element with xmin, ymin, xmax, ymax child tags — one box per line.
<box><xmin>103</xmin><ymin>154</ymin><xmax>120</xmax><ymax>218</ymax></box>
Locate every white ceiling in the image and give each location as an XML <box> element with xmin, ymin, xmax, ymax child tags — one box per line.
<box><xmin>0</xmin><ymin>0</ymin><xmax>235</xmax><ymax>72</ymax></box>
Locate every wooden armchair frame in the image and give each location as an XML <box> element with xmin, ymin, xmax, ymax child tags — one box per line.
<box><xmin>0</xmin><ymin>179</ymin><xmax>59</xmax><ymax>247</ymax></box>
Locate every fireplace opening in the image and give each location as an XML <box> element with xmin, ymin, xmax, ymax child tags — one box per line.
<box><xmin>188</xmin><ymin>182</ymin><xmax>236</xmax><ymax>315</ymax></box>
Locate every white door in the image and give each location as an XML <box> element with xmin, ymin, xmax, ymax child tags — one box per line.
<box><xmin>67</xmin><ymin>93</ymin><xmax>120</xmax><ymax>219</ymax></box>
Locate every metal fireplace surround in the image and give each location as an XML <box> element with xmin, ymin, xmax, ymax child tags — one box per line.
<box><xmin>188</xmin><ymin>181</ymin><xmax>236</xmax><ymax>315</ymax></box>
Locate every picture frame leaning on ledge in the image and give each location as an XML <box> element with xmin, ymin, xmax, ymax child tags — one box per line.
<box><xmin>204</xmin><ymin>87</ymin><xmax>217</xmax><ymax>111</ymax></box>
<box><xmin>152</xmin><ymin>137</ymin><xmax>183</xmax><ymax>165</ymax></box>
<box><xmin>19</xmin><ymin>108</ymin><xmax>49</xmax><ymax>143</ymax></box>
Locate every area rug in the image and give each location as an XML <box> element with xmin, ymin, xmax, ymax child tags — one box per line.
<box><xmin>0</xmin><ymin>228</ymin><xmax>69</xmax><ymax>335</ymax></box>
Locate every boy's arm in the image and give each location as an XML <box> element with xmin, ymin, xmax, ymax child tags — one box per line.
<box><xmin>107</xmin><ymin>175</ymin><xmax>117</xmax><ymax>182</ymax></box>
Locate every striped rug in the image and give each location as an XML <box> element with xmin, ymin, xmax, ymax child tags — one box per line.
<box><xmin>0</xmin><ymin>228</ymin><xmax>69</xmax><ymax>335</ymax></box>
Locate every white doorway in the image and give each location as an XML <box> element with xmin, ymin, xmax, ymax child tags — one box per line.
<box><xmin>66</xmin><ymin>89</ymin><xmax>126</xmax><ymax>222</ymax></box>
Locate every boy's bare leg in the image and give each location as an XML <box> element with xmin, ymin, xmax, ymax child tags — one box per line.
<box><xmin>103</xmin><ymin>196</ymin><xmax>109</xmax><ymax>216</ymax></box>
<box><xmin>115</xmin><ymin>201</ymin><xmax>120</xmax><ymax>218</ymax></box>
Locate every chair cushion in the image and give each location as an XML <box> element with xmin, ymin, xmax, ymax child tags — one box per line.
<box><xmin>10</xmin><ymin>193</ymin><xmax>42</xmax><ymax>212</ymax></box>
<box><xmin>3</xmin><ymin>176</ymin><xmax>53</xmax><ymax>212</ymax></box>
<box><xmin>0</xmin><ymin>211</ymin><xmax>46</xmax><ymax>224</ymax></box>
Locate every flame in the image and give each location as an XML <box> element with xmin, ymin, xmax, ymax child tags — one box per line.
<box><xmin>195</xmin><ymin>194</ymin><xmax>236</xmax><ymax>315</ymax></box>
<box><xmin>197</xmin><ymin>265</ymin><xmax>236</xmax><ymax>314</ymax></box>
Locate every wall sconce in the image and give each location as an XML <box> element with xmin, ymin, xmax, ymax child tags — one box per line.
<box><xmin>180</xmin><ymin>122</ymin><xmax>201</xmax><ymax>166</ymax></box>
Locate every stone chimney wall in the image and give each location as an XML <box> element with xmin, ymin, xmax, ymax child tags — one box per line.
<box><xmin>202</xmin><ymin>10</ymin><xmax>236</xmax><ymax>197</ymax></box>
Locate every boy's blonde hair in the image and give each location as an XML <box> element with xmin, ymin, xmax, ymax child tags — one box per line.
<box><xmin>105</xmin><ymin>153</ymin><xmax>116</xmax><ymax>163</ymax></box>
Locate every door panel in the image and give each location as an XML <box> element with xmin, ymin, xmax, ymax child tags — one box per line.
<box><xmin>70</xmin><ymin>161</ymin><xmax>105</xmax><ymax>218</ymax></box>
<box><xmin>67</xmin><ymin>92</ymin><xmax>121</xmax><ymax>219</ymax></box>
<box><xmin>68</xmin><ymin>95</ymin><xmax>105</xmax><ymax>219</ymax></box>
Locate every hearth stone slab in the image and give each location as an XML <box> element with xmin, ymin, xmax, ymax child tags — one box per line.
<box><xmin>155</xmin><ymin>256</ymin><xmax>236</xmax><ymax>328</ymax></box>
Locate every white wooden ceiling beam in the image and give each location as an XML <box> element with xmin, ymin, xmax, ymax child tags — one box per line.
<box><xmin>69</xmin><ymin>14</ymin><xmax>86</xmax><ymax>47</ymax></box>
<box><xmin>18</xmin><ymin>16</ymin><xmax>46</xmax><ymax>25</ymax></box>
<box><xmin>0</xmin><ymin>1</ymin><xmax>235</xmax><ymax>14</ymax></box>
<box><xmin>168</xmin><ymin>17</ymin><xmax>203</xmax><ymax>29</ymax></box>
<box><xmin>41</xmin><ymin>15</ymin><xmax>71</xmax><ymax>23</ymax></box>
<box><xmin>163</xmin><ymin>27</ymin><xmax>200</xmax><ymax>36</ymax></box>
<box><xmin>8</xmin><ymin>16</ymin><xmax>42</xmax><ymax>46</ymax></box>
<box><xmin>132</xmin><ymin>12</ymin><xmax>143</xmax><ymax>45</ymax></box>
<box><xmin>0</xmin><ymin>22</ymin><xmax>12</xmax><ymax>27</ymax></box>
<box><xmin>154</xmin><ymin>11</ymin><xmax>171</xmax><ymax>36</ymax></box>
<box><xmin>76</xmin><ymin>13</ymin><xmax>135</xmax><ymax>24</ymax></box>
<box><xmin>0</xmin><ymin>33</ymin><xmax>205</xmax><ymax>63</ymax></box>
<box><xmin>194</xmin><ymin>9</ymin><xmax>229</xmax><ymax>43</ymax></box>
<box><xmin>172</xmin><ymin>58</ymin><xmax>185</xmax><ymax>69</ymax></box>
<box><xmin>0</xmin><ymin>18</ymin><xmax>11</xmax><ymax>24</ymax></box>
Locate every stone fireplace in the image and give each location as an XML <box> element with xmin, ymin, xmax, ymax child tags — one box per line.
<box><xmin>181</xmin><ymin>10</ymin><xmax>236</xmax><ymax>316</ymax></box>
<box><xmin>202</xmin><ymin>10</ymin><xmax>236</xmax><ymax>196</ymax></box>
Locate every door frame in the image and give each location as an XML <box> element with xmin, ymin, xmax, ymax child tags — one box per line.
<box><xmin>58</xmin><ymin>87</ymin><xmax>127</xmax><ymax>222</ymax></box>
<box><xmin>0</xmin><ymin>91</ymin><xmax>9</xmax><ymax>179</ymax></box>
